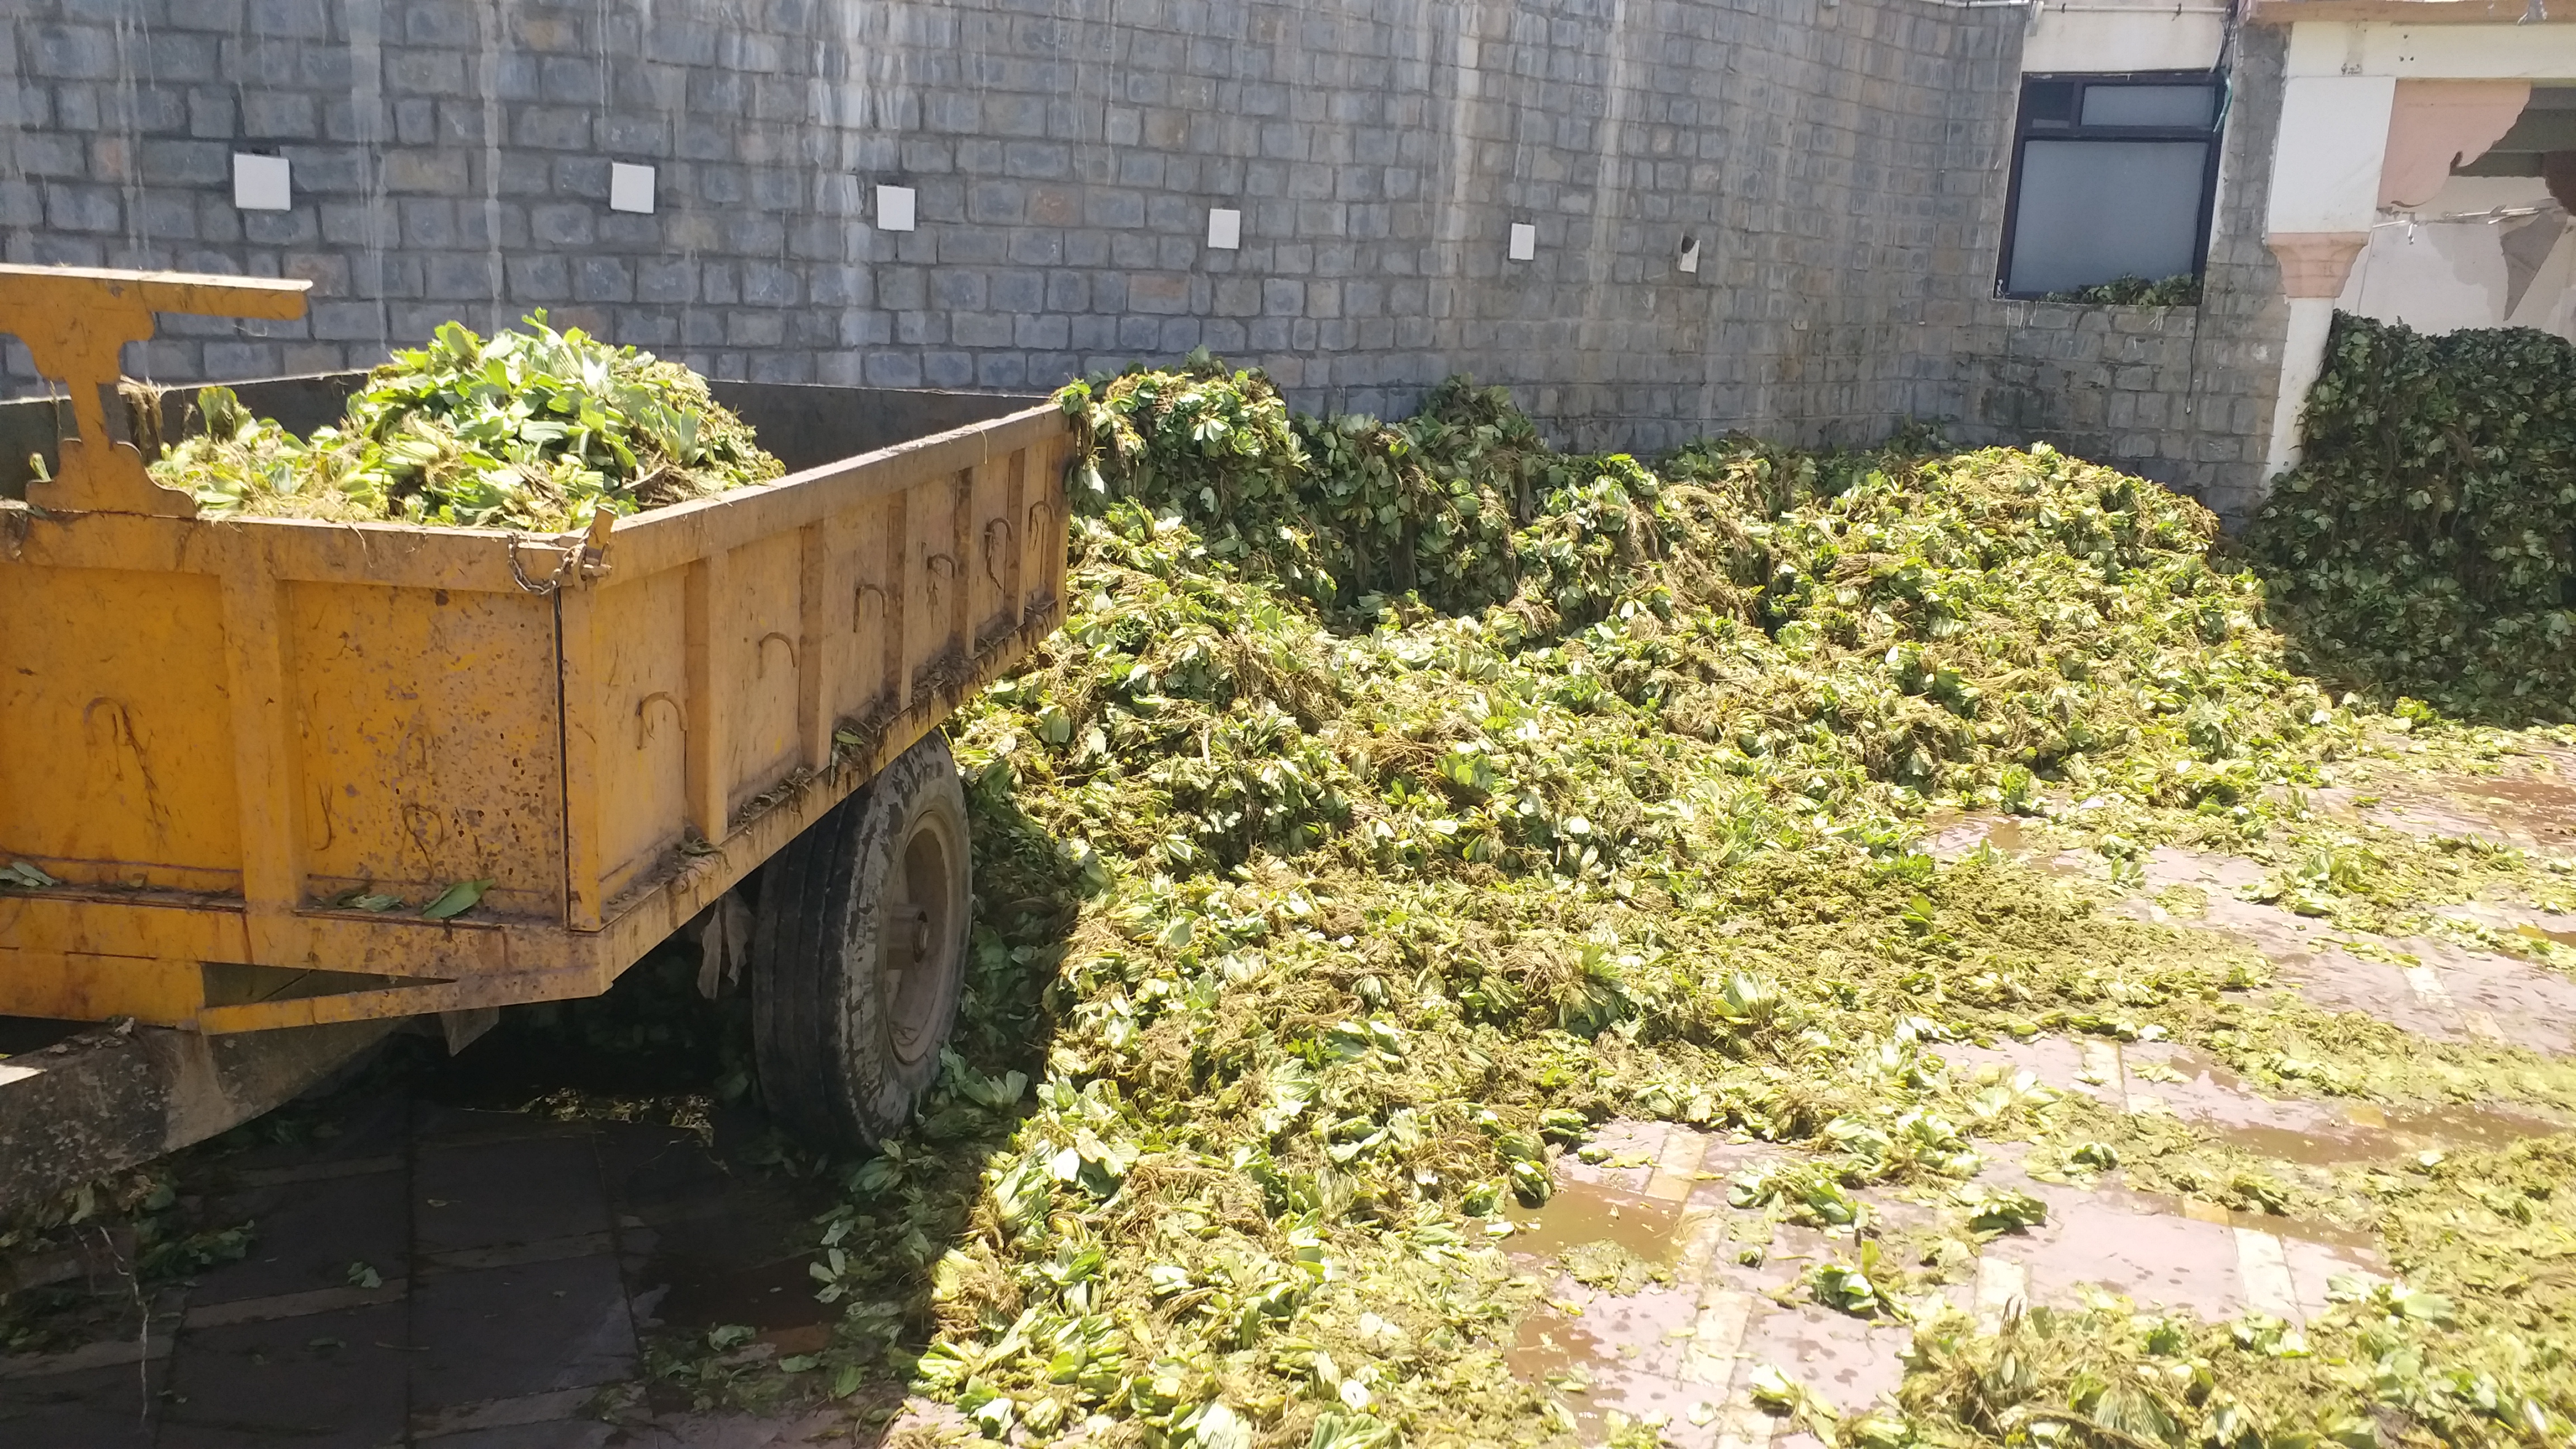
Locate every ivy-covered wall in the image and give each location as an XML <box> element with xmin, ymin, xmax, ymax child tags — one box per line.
<box><xmin>2247</xmin><ymin>311</ymin><xmax>2576</xmax><ymax>722</ymax></box>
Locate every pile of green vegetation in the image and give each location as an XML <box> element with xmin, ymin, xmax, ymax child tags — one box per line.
<box><xmin>2037</xmin><ymin>275</ymin><xmax>2203</xmax><ymax>307</ymax></box>
<box><xmin>149</xmin><ymin>313</ymin><xmax>781</xmax><ymax>530</ymax></box>
<box><xmin>651</xmin><ymin>359</ymin><xmax>2574</xmax><ymax>1448</ymax></box>
<box><xmin>2248</xmin><ymin>312</ymin><xmax>2576</xmax><ymax>723</ymax></box>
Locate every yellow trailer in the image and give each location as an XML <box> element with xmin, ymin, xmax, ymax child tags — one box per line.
<box><xmin>0</xmin><ymin>265</ymin><xmax>1073</xmax><ymax>1188</ymax></box>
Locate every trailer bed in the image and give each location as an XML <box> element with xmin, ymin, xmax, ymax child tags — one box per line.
<box><xmin>0</xmin><ymin>377</ymin><xmax>1072</xmax><ymax>1034</ymax></box>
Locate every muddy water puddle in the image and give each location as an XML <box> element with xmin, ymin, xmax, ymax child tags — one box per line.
<box><xmin>1500</xmin><ymin>1177</ymin><xmax>1714</xmax><ymax>1444</ymax></box>
<box><xmin>1501</xmin><ymin>1177</ymin><xmax>1688</xmax><ymax>1265</ymax></box>
<box><xmin>1499</xmin><ymin>1115</ymin><xmax>2528</xmax><ymax>1434</ymax></box>
<box><xmin>1920</xmin><ymin>813</ymin><xmax>2087</xmax><ymax>874</ymax></box>
<box><xmin>2446</xmin><ymin>774</ymin><xmax>2576</xmax><ymax>847</ymax></box>
<box><xmin>2152</xmin><ymin>1046</ymin><xmax>2562</xmax><ymax>1158</ymax></box>
<box><xmin>2205</xmin><ymin>1107</ymin><xmax>2560</xmax><ymax>1170</ymax></box>
<box><xmin>2320</xmin><ymin>763</ymin><xmax>2576</xmax><ymax>852</ymax></box>
<box><xmin>2139</xmin><ymin>846</ymin><xmax>2269</xmax><ymax>895</ymax></box>
<box><xmin>1959</xmin><ymin>1036</ymin><xmax>2572</xmax><ymax>1169</ymax></box>
<box><xmin>1504</xmin><ymin>1306</ymin><xmax>1621</xmax><ymax>1386</ymax></box>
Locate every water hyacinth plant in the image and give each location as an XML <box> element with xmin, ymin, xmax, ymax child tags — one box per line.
<box><xmin>721</xmin><ymin>356</ymin><xmax>2576</xmax><ymax>1448</ymax></box>
<box><xmin>151</xmin><ymin>312</ymin><xmax>782</xmax><ymax>530</ymax></box>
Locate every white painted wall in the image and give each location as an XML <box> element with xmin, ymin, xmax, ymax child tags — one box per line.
<box><xmin>2260</xmin><ymin>15</ymin><xmax>2576</xmax><ymax>482</ymax></box>
<box><xmin>2267</xmin><ymin>75</ymin><xmax>2399</xmax><ymax>234</ymax></box>
<box><xmin>2341</xmin><ymin>174</ymin><xmax>2576</xmax><ymax>338</ymax></box>
<box><xmin>2513</xmin><ymin>220</ymin><xmax>2576</xmax><ymax>333</ymax></box>
<box><xmin>2022</xmin><ymin>6</ymin><xmax>2228</xmax><ymax>74</ymax></box>
<box><xmin>2285</xmin><ymin>22</ymin><xmax>2576</xmax><ymax>79</ymax></box>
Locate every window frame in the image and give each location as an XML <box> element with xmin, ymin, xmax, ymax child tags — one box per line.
<box><xmin>1996</xmin><ymin>70</ymin><xmax>2231</xmax><ymax>301</ymax></box>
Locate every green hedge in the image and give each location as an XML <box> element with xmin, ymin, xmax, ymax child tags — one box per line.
<box><xmin>2247</xmin><ymin>312</ymin><xmax>2576</xmax><ymax>721</ymax></box>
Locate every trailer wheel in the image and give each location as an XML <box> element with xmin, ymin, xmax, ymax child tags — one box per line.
<box><xmin>751</xmin><ymin>731</ymin><xmax>972</xmax><ymax>1148</ymax></box>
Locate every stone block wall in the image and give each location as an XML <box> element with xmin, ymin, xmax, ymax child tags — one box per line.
<box><xmin>1949</xmin><ymin>26</ymin><xmax>2290</xmax><ymax>521</ymax></box>
<box><xmin>0</xmin><ymin>0</ymin><xmax>2290</xmax><ymax>517</ymax></box>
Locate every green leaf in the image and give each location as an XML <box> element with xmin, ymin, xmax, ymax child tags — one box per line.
<box><xmin>1</xmin><ymin>859</ymin><xmax>60</xmax><ymax>889</ymax></box>
<box><xmin>419</xmin><ymin>878</ymin><xmax>495</xmax><ymax>920</ymax></box>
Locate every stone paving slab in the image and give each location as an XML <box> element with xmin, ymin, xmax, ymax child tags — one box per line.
<box><xmin>214</xmin><ymin>1090</ymin><xmax>417</xmax><ymax>1181</ymax></box>
<box><xmin>0</xmin><ymin>1100</ymin><xmax>858</xmax><ymax>1447</ymax></box>
<box><xmin>410</xmin><ymin>1255</ymin><xmax>638</xmax><ymax>1410</ymax></box>
<box><xmin>415</xmin><ymin>1135</ymin><xmax>614</xmax><ymax>1255</ymax></box>
<box><xmin>0</xmin><ymin>1360</ymin><xmax>163</xmax><ymax>1447</ymax></box>
<box><xmin>421</xmin><ymin>1420</ymin><xmax>619</xmax><ymax>1449</ymax></box>
<box><xmin>161</xmin><ymin>1300</ymin><xmax>411</xmax><ymax>1448</ymax></box>
<box><xmin>192</xmin><ymin>1164</ymin><xmax>408</xmax><ymax>1308</ymax></box>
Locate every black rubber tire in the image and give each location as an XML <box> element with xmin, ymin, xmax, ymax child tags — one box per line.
<box><xmin>750</xmin><ymin>731</ymin><xmax>972</xmax><ymax>1149</ymax></box>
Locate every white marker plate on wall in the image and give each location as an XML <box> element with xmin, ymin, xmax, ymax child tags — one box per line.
<box><xmin>878</xmin><ymin>184</ymin><xmax>917</xmax><ymax>231</ymax></box>
<box><xmin>1508</xmin><ymin>222</ymin><xmax>1536</xmax><ymax>262</ymax></box>
<box><xmin>1207</xmin><ymin>207</ymin><xmax>1242</xmax><ymax>249</ymax></box>
<box><xmin>233</xmin><ymin>154</ymin><xmax>290</xmax><ymax>211</ymax></box>
<box><xmin>609</xmin><ymin>163</ymin><xmax>656</xmax><ymax>214</ymax></box>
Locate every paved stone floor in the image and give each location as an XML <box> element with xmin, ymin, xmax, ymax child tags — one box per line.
<box><xmin>5</xmin><ymin>754</ymin><xmax>2571</xmax><ymax>1447</ymax></box>
<box><xmin>1497</xmin><ymin>779</ymin><xmax>2575</xmax><ymax>1449</ymax></box>
<box><xmin>0</xmin><ymin>1086</ymin><xmax>861</xmax><ymax>1448</ymax></box>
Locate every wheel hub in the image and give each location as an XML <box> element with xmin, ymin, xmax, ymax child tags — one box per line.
<box><xmin>883</xmin><ymin>814</ymin><xmax>957</xmax><ymax>1066</ymax></box>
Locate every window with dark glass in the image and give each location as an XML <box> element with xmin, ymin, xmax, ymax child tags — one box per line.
<box><xmin>1999</xmin><ymin>74</ymin><xmax>2227</xmax><ymax>299</ymax></box>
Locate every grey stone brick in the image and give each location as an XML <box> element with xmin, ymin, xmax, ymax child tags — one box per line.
<box><xmin>865</xmin><ymin>350</ymin><xmax>925</xmax><ymax>387</ymax></box>
<box><xmin>991</xmin><ymin>269</ymin><xmax>1045</xmax><ymax>313</ymax></box>
<box><xmin>531</xmin><ymin>203</ymin><xmax>594</xmax><ymax>247</ymax></box>
<box><xmin>311</xmin><ymin>300</ymin><xmax>389</xmax><ymax>340</ymax></box>
<box><xmin>743</xmin><ymin>262</ymin><xmax>799</xmax><ymax>306</ymax></box>
<box><xmin>244</xmin><ymin>209</ymin><xmax>320</xmax><ymax>246</ymax></box>
<box><xmin>0</xmin><ymin>182</ymin><xmax>46</xmax><ymax>230</ymax></box>
<box><xmin>31</xmin><ymin>25</ymin><xmax>119</xmax><ymax>81</ymax></box>
<box><xmin>140</xmin><ymin>139</ymin><xmax>231</xmax><ymax>187</ymax></box>
<box><xmin>574</xmin><ymin>257</ymin><xmax>634</xmax><ymax>302</ymax></box>
<box><xmin>1002</xmin><ymin>143</ymin><xmax>1070</xmax><ymax>180</ymax></box>
<box><xmin>397</xmin><ymin>198</ymin><xmax>460</xmax><ymax>248</ymax></box>
<box><xmin>382</xmin><ymin>148</ymin><xmax>469</xmax><ymax>193</ymax></box>
<box><xmin>44</xmin><ymin>183</ymin><xmax>121</xmax><ymax>233</ymax></box>
<box><xmin>205</xmin><ymin>340</ymin><xmax>285</xmax><ymax>376</ymax></box>
<box><xmin>506</xmin><ymin>254</ymin><xmax>572</xmax><ymax>301</ymax></box>
<box><xmin>14</xmin><ymin>134</ymin><xmax>87</xmax><ymax>178</ymax></box>
<box><xmin>514</xmin><ymin>106</ymin><xmax>593</xmax><ymax>152</ymax></box>
<box><xmin>386</xmin><ymin>48</ymin><xmax>468</xmax><ymax>96</ymax></box>
<box><xmin>598</xmin><ymin>214</ymin><xmax>661</xmax><ymax>250</ymax></box>
<box><xmin>723</xmin><ymin>212</ymin><xmax>785</xmax><ymax>254</ymax></box>
<box><xmin>953</xmin><ymin>311</ymin><xmax>1014</xmax><ymax>348</ymax></box>
<box><xmin>637</xmin><ymin>258</ymin><xmax>698</xmax><ymax>304</ymax></box>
